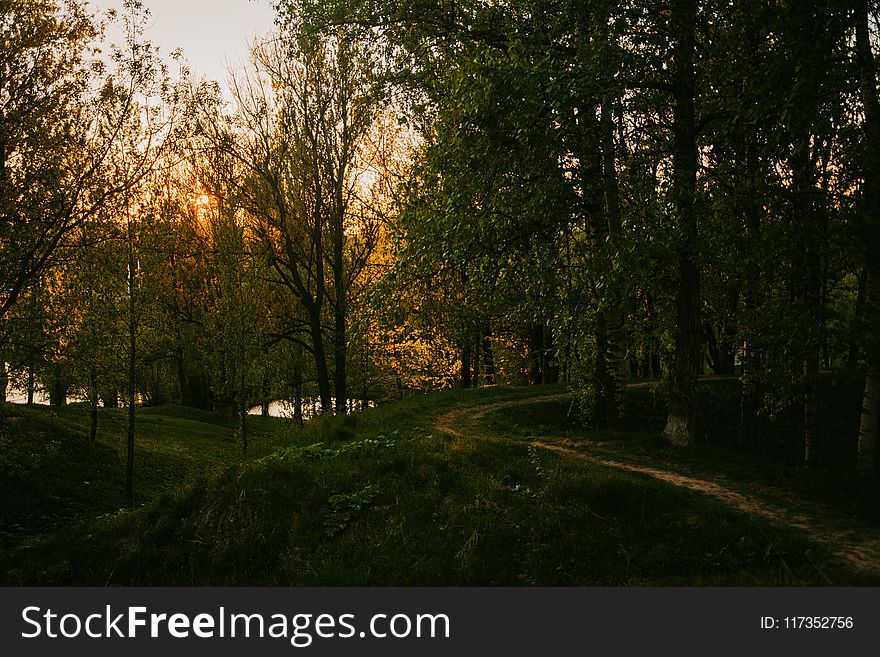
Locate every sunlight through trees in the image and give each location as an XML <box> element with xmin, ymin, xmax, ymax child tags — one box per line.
<box><xmin>3</xmin><ymin>0</ymin><xmax>880</xmax><ymax>494</ymax></box>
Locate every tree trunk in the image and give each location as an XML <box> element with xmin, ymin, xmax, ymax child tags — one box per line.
<box><xmin>739</xmin><ymin>350</ymin><xmax>760</xmax><ymax>449</ymax></box>
<box><xmin>663</xmin><ymin>0</ymin><xmax>700</xmax><ymax>447</ymax></box>
<box><xmin>126</xmin><ymin>219</ymin><xmax>136</xmax><ymax>499</ymax></box>
<box><xmin>482</xmin><ymin>329</ymin><xmax>496</xmax><ymax>386</ymax></box>
<box><xmin>529</xmin><ymin>325</ymin><xmax>543</xmax><ymax>385</ymax></box>
<box><xmin>594</xmin><ymin>313</ymin><xmax>610</xmax><ymax>430</ymax></box>
<box><xmin>26</xmin><ymin>356</ymin><xmax>35</xmax><ymax>405</ymax></box>
<box><xmin>89</xmin><ymin>365</ymin><xmax>98</xmax><ymax>443</ymax></box>
<box><xmin>471</xmin><ymin>332</ymin><xmax>481</xmax><ymax>388</ymax></box>
<box><xmin>293</xmin><ymin>362</ymin><xmax>304</xmax><ymax>426</ymax></box>
<box><xmin>258</xmin><ymin>345</ymin><xmax>270</xmax><ymax>417</ymax></box>
<box><xmin>665</xmin><ymin>264</ymin><xmax>701</xmax><ymax>447</ymax></box>
<box><xmin>0</xmin><ymin>357</ymin><xmax>6</xmax><ymax>404</ymax></box>
<box><xmin>307</xmin><ymin>307</ymin><xmax>333</xmax><ymax>415</ymax></box>
<box><xmin>722</xmin><ymin>282</ymin><xmax>739</xmax><ymax>375</ymax></box>
<box><xmin>580</xmin><ymin>104</ymin><xmax>612</xmax><ymax>411</ymax></box>
<box><xmin>821</xmin><ymin>277</ymin><xmax>831</xmax><ymax>369</ymax></box>
<box><xmin>705</xmin><ymin>323</ymin><xmax>723</xmax><ymax>375</ymax></box>
<box><xmin>177</xmin><ymin>355</ymin><xmax>210</xmax><ymax>409</ymax></box>
<box><xmin>740</xmin><ymin>134</ymin><xmax>762</xmax><ymax>449</ymax></box>
<box><xmin>333</xmin><ymin>258</ymin><xmax>347</xmax><ymax>416</ymax></box>
<box><xmin>239</xmin><ymin>405</ymin><xmax>248</xmax><ymax>454</ymax></box>
<box><xmin>601</xmin><ymin>99</ymin><xmax>628</xmax><ymax>426</ymax></box>
<box><xmin>706</xmin><ymin>282</ymin><xmax>739</xmax><ymax>376</ymax></box>
<box><xmin>783</xmin><ymin>3</ymin><xmax>831</xmax><ymax>465</ymax></box>
<box><xmin>460</xmin><ymin>337</ymin><xmax>472</xmax><ymax>388</ymax></box>
<box><xmin>803</xmin><ymin>354</ymin><xmax>819</xmax><ymax>464</ymax></box>
<box><xmin>543</xmin><ymin>325</ymin><xmax>560</xmax><ymax>384</ymax></box>
<box><xmin>847</xmin><ymin>269</ymin><xmax>867</xmax><ymax>368</ymax></box>
<box><xmin>859</xmin><ymin>350</ymin><xmax>880</xmax><ymax>479</ymax></box>
<box><xmin>798</xmin><ymin>146</ymin><xmax>821</xmax><ymax>465</ymax></box>
<box><xmin>49</xmin><ymin>371</ymin><xmax>67</xmax><ymax>407</ymax></box>
<box><xmin>856</xmin><ymin>0</ymin><xmax>880</xmax><ymax>480</ymax></box>
<box><xmin>604</xmin><ymin>309</ymin><xmax>627</xmax><ymax>424</ymax></box>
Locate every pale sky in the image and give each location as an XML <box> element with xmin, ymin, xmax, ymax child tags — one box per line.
<box><xmin>87</xmin><ymin>0</ymin><xmax>278</xmax><ymax>92</ymax></box>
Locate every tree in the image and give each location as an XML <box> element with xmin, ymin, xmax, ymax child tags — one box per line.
<box><xmin>656</xmin><ymin>0</ymin><xmax>701</xmax><ymax>447</ymax></box>
<box><xmin>0</xmin><ymin>0</ymin><xmax>97</xmax><ymax>325</ymax></box>
<box><xmin>199</xmin><ymin>30</ymin><xmax>382</xmax><ymax>415</ymax></box>
<box><xmin>96</xmin><ymin>0</ymin><xmax>182</xmax><ymax>497</ymax></box>
<box><xmin>855</xmin><ymin>0</ymin><xmax>880</xmax><ymax>480</ymax></box>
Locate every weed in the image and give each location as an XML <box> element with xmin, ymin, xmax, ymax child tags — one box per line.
<box><xmin>324</xmin><ymin>484</ymin><xmax>381</xmax><ymax>537</ymax></box>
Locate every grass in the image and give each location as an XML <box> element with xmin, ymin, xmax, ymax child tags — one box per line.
<box><xmin>478</xmin><ymin>377</ymin><xmax>880</xmax><ymax>524</ymax></box>
<box><xmin>2</xmin><ymin>383</ymin><xmax>877</xmax><ymax>586</ymax></box>
<box><xmin>0</xmin><ymin>402</ymin><xmax>291</xmax><ymax>548</ymax></box>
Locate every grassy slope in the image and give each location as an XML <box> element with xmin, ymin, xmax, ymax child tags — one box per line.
<box><xmin>2</xmin><ymin>385</ymin><xmax>877</xmax><ymax>586</ymax></box>
<box><xmin>480</xmin><ymin>381</ymin><xmax>880</xmax><ymax>524</ymax></box>
<box><xmin>0</xmin><ymin>403</ymin><xmax>290</xmax><ymax>548</ymax></box>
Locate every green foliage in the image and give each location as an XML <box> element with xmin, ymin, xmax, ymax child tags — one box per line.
<box><xmin>5</xmin><ymin>0</ymin><xmax>880</xmax><ymax>590</ymax></box>
<box><xmin>260</xmin><ymin>434</ymin><xmax>398</xmax><ymax>464</ymax></box>
<box><xmin>324</xmin><ymin>484</ymin><xmax>381</xmax><ymax>537</ymax></box>
<box><xmin>0</xmin><ymin>0</ymin><xmax>97</xmax><ymax>323</ymax></box>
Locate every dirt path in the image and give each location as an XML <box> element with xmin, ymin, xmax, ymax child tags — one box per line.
<box><xmin>433</xmin><ymin>391</ymin><xmax>880</xmax><ymax>577</ymax></box>
<box><xmin>433</xmin><ymin>392</ymin><xmax>575</xmax><ymax>437</ymax></box>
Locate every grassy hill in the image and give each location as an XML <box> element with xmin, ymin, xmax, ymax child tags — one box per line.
<box><xmin>0</xmin><ymin>402</ymin><xmax>290</xmax><ymax>547</ymax></box>
<box><xmin>1</xmin><ymin>384</ymin><xmax>878</xmax><ymax>585</ymax></box>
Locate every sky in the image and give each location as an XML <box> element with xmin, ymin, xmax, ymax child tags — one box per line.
<box><xmin>87</xmin><ymin>0</ymin><xmax>278</xmax><ymax>92</ymax></box>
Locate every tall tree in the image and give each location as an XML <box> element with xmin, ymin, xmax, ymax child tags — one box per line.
<box><xmin>662</xmin><ymin>0</ymin><xmax>701</xmax><ymax>447</ymax></box>
<box><xmin>200</xmin><ymin>31</ymin><xmax>382</xmax><ymax>415</ymax></box>
<box><xmin>855</xmin><ymin>0</ymin><xmax>880</xmax><ymax>480</ymax></box>
<box><xmin>102</xmin><ymin>0</ymin><xmax>182</xmax><ymax>497</ymax></box>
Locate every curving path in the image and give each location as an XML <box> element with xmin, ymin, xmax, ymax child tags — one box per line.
<box><xmin>433</xmin><ymin>391</ymin><xmax>880</xmax><ymax>578</ymax></box>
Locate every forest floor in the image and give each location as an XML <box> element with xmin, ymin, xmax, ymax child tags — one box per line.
<box><xmin>2</xmin><ymin>380</ymin><xmax>878</xmax><ymax>585</ymax></box>
<box><xmin>434</xmin><ymin>389</ymin><xmax>880</xmax><ymax>578</ymax></box>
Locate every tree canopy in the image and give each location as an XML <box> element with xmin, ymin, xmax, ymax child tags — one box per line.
<box><xmin>3</xmin><ymin>0</ymin><xmax>880</xmax><ymax>496</ymax></box>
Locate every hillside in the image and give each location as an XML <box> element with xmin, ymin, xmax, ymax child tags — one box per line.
<box><xmin>2</xmin><ymin>383</ymin><xmax>878</xmax><ymax>586</ymax></box>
